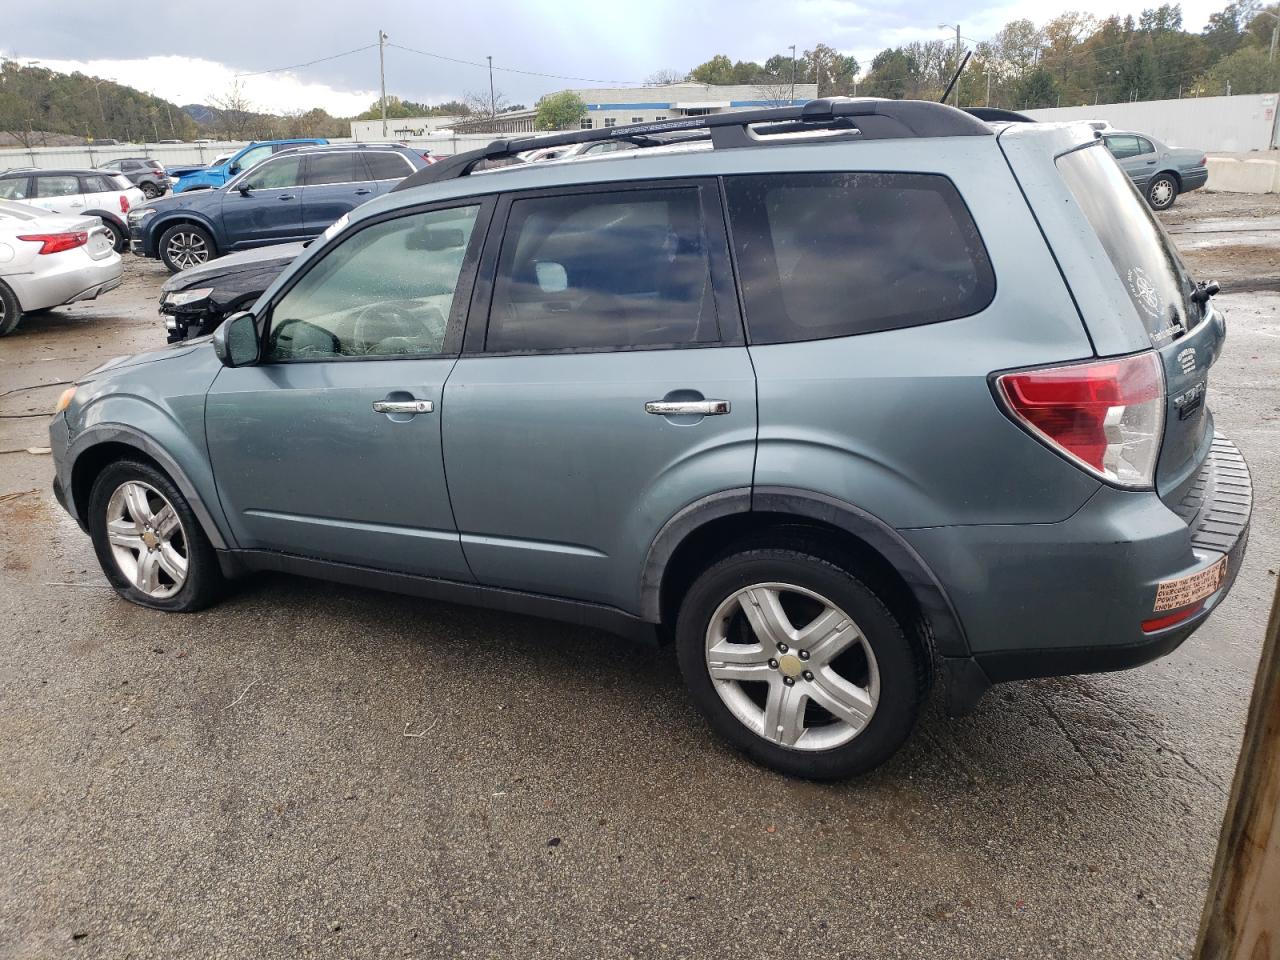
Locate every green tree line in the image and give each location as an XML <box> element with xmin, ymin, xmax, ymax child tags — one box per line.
<box><xmin>678</xmin><ymin>1</ymin><xmax>1279</xmax><ymax>111</ymax></box>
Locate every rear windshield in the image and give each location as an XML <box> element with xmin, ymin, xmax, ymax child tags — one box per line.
<box><xmin>1056</xmin><ymin>142</ymin><xmax>1201</xmax><ymax>343</ymax></box>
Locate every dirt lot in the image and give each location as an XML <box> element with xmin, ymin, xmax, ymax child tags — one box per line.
<box><xmin>1</xmin><ymin>191</ymin><xmax>1278</xmax><ymax>959</ymax></box>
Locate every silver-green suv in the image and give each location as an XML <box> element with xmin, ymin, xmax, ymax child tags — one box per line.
<box><xmin>49</xmin><ymin>99</ymin><xmax>1251</xmax><ymax>779</ymax></box>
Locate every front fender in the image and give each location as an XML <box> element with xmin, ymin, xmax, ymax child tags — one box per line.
<box><xmin>150</xmin><ymin>211</ymin><xmax>221</xmax><ymax>252</ymax></box>
<box><xmin>65</xmin><ymin>358</ymin><xmax>232</xmax><ymax>549</ymax></box>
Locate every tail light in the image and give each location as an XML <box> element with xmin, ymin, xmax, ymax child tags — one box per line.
<box><xmin>17</xmin><ymin>232</ymin><xmax>88</xmax><ymax>255</ymax></box>
<box><xmin>996</xmin><ymin>352</ymin><xmax>1165</xmax><ymax>488</ymax></box>
<box><xmin>119</xmin><ymin>194</ymin><xmax>130</xmax><ymax>213</ymax></box>
<box><xmin>1198</xmin><ymin>155</ymin><xmax>1207</xmax><ymax>167</ymax></box>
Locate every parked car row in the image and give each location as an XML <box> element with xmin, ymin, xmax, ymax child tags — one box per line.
<box><xmin>47</xmin><ymin>100</ymin><xmax>1247</xmax><ymax>781</ymax></box>
<box><xmin>0</xmin><ymin>168</ymin><xmax>143</xmax><ymax>251</ymax></box>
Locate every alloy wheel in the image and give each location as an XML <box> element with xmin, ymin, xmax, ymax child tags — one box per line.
<box><xmin>704</xmin><ymin>582</ymin><xmax>880</xmax><ymax>751</ymax></box>
<box><xmin>104</xmin><ymin>481</ymin><xmax>188</xmax><ymax>598</ymax></box>
<box><xmin>1151</xmin><ymin>179</ymin><xmax>1174</xmax><ymax>207</ymax></box>
<box><xmin>165</xmin><ymin>231</ymin><xmax>209</xmax><ymax>270</ymax></box>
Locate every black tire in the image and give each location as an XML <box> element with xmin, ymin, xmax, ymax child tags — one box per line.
<box><xmin>87</xmin><ymin>459</ymin><xmax>224</xmax><ymax>612</ymax></box>
<box><xmin>675</xmin><ymin>545</ymin><xmax>924</xmax><ymax>780</ymax></box>
<box><xmin>100</xmin><ymin>218</ymin><xmax>127</xmax><ymax>253</ymax></box>
<box><xmin>141</xmin><ymin>182</ymin><xmax>162</xmax><ymax>200</ymax></box>
<box><xmin>158</xmin><ymin>223</ymin><xmax>215</xmax><ymax>273</ymax></box>
<box><xmin>1147</xmin><ymin>173</ymin><xmax>1178</xmax><ymax>211</ymax></box>
<box><xmin>0</xmin><ymin>280</ymin><xmax>21</xmax><ymax>337</ymax></box>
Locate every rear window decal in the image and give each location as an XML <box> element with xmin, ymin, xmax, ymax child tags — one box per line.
<box><xmin>1127</xmin><ymin>266</ymin><xmax>1161</xmax><ymax>319</ymax></box>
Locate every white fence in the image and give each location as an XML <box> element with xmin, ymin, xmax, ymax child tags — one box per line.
<box><xmin>1025</xmin><ymin>93</ymin><xmax>1280</xmax><ymax>153</ymax></box>
<box><xmin>0</xmin><ymin>134</ymin><xmax>504</xmax><ymax>172</ymax></box>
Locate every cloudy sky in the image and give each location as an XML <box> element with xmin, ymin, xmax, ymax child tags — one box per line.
<box><xmin>6</xmin><ymin>0</ymin><xmax>1230</xmax><ymax>115</ymax></box>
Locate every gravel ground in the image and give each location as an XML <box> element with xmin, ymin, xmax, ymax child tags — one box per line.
<box><xmin>0</xmin><ymin>191</ymin><xmax>1277</xmax><ymax>959</ymax></box>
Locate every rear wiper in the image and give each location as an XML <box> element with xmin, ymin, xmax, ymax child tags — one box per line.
<box><xmin>1191</xmin><ymin>280</ymin><xmax>1221</xmax><ymax>307</ymax></box>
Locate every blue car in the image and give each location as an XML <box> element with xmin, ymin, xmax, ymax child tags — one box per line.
<box><xmin>128</xmin><ymin>144</ymin><xmax>426</xmax><ymax>272</ymax></box>
<box><xmin>170</xmin><ymin>138</ymin><xmax>328</xmax><ymax>193</ymax></box>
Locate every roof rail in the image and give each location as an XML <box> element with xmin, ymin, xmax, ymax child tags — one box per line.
<box><xmin>965</xmin><ymin>107</ymin><xmax>1036</xmax><ymax>123</ymax></box>
<box><xmin>391</xmin><ymin>97</ymin><xmax>992</xmax><ymax>193</ymax></box>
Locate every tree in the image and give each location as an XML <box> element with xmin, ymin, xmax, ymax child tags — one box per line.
<box><xmin>1015</xmin><ymin>67</ymin><xmax>1061</xmax><ymax>108</ymax></box>
<box><xmin>646</xmin><ymin>68</ymin><xmax>687</xmax><ymax>85</ymax></box>
<box><xmin>861</xmin><ymin>47</ymin><xmax>919</xmax><ymax>99</ymax></box>
<box><xmin>688</xmin><ymin>54</ymin><xmax>736</xmax><ymax>84</ymax></box>
<box><xmin>463</xmin><ymin>88</ymin><xmax>511</xmax><ymax>118</ymax></box>
<box><xmin>1195</xmin><ymin>43</ymin><xmax>1280</xmax><ymax>94</ymax></box>
<box><xmin>210</xmin><ymin>80</ymin><xmax>256</xmax><ymax>139</ymax></box>
<box><xmin>534</xmin><ymin>91</ymin><xmax>586</xmax><ymax>130</ymax></box>
<box><xmin>1202</xmin><ymin>0</ymin><xmax>1258</xmax><ymax>56</ymax></box>
<box><xmin>804</xmin><ymin>43</ymin><xmax>859</xmax><ymax>97</ymax></box>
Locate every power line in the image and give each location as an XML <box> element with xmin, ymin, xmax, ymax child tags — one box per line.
<box><xmin>234</xmin><ymin>43</ymin><xmax>379</xmax><ymax>78</ymax></box>
<box><xmin>387</xmin><ymin>42</ymin><xmax>644</xmax><ymax>86</ymax></box>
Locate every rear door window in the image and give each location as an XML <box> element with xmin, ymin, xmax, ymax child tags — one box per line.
<box><xmin>723</xmin><ymin>172</ymin><xmax>995</xmax><ymax>344</ymax></box>
<box><xmin>305</xmin><ymin>152</ymin><xmax>360</xmax><ymax>185</ymax></box>
<box><xmin>485</xmin><ymin>187</ymin><xmax>720</xmax><ymax>353</ymax></box>
<box><xmin>0</xmin><ymin>177</ymin><xmax>31</xmax><ymax>200</ymax></box>
<box><xmin>1057</xmin><ymin>142</ymin><xmax>1198</xmax><ymax>341</ymax></box>
<box><xmin>35</xmin><ymin>176</ymin><xmax>82</xmax><ymax>198</ymax></box>
<box><xmin>364</xmin><ymin>152</ymin><xmax>413</xmax><ymax>180</ymax></box>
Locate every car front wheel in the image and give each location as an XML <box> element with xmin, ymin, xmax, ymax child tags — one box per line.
<box><xmin>1147</xmin><ymin>173</ymin><xmax>1178</xmax><ymax>210</ymax></box>
<box><xmin>675</xmin><ymin>545</ymin><xmax>924</xmax><ymax>780</ymax></box>
<box><xmin>159</xmin><ymin>223</ymin><xmax>215</xmax><ymax>272</ymax></box>
<box><xmin>87</xmin><ymin>460</ymin><xmax>224</xmax><ymax>611</ymax></box>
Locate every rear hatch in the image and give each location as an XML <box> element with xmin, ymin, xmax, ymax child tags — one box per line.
<box><xmin>1006</xmin><ymin>130</ymin><xmax>1224</xmax><ymax>509</ymax></box>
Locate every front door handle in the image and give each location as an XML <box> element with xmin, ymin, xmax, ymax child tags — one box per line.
<box><xmin>645</xmin><ymin>400</ymin><xmax>730</xmax><ymax>416</ymax></box>
<box><xmin>372</xmin><ymin>399</ymin><xmax>434</xmax><ymax>414</ymax></box>
<box><xmin>354</xmin><ymin>188</ymin><xmax>372</xmax><ymax>195</ymax></box>
<box><xmin>278</xmin><ymin>194</ymin><xmax>296</xmax><ymax>200</ymax></box>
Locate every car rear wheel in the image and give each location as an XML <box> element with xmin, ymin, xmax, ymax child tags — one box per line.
<box><xmin>1147</xmin><ymin>173</ymin><xmax>1178</xmax><ymax>210</ymax></box>
<box><xmin>159</xmin><ymin>223</ymin><xmax>215</xmax><ymax>273</ymax></box>
<box><xmin>675</xmin><ymin>546</ymin><xmax>924</xmax><ymax>779</ymax></box>
<box><xmin>87</xmin><ymin>460</ymin><xmax>224</xmax><ymax>612</ymax></box>
<box><xmin>100</xmin><ymin>219</ymin><xmax>127</xmax><ymax>253</ymax></box>
<box><xmin>0</xmin><ymin>280</ymin><xmax>21</xmax><ymax>336</ymax></box>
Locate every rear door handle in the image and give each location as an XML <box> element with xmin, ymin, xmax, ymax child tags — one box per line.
<box><xmin>354</xmin><ymin>188</ymin><xmax>372</xmax><ymax>195</ymax></box>
<box><xmin>373</xmin><ymin>399</ymin><xmax>434</xmax><ymax>414</ymax></box>
<box><xmin>645</xmin><ymin>400</ymin><xmax>730</xmax><ymax>416</ymax></box>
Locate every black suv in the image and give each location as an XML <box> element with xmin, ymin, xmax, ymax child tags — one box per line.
<box><xmin>100</xmin><ymin>158</ymin><xmax>171</xmax><ymax>199</ymax></box>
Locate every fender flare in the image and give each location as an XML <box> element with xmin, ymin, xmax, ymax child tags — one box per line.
<box><xmin>640</xmin><ymin>486</ymin><xmax>969</xmax><ymax>658</ymax></box>
<box><xmin>149</xmin><ymin>213</ymin><xmax>221</xmax><ymax>255</ymax></box>
<box><xmin>66</xmin><ymin>423</ymin><xmax>230</xmax><ymax>550</ymax></box>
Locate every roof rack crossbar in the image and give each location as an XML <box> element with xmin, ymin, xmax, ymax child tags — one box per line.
<box><xmin>392</xmin><ymin>97</ymin><xmax>994</xmax><ymax>193</ymax></box>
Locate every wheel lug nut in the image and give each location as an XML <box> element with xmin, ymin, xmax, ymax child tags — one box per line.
<box><xmin>777</xmin><ymin>643</ymin><xmax>788</xmax><ymax>654</ymax></box>
<box><xmin>768</xmin><ymin>659</ymin><xmax>778</xmax><ymax>670</ymax></box>
<box><xmin>798</xmin><ymin>650</ymin><xmax>810</xmax><ymax>661</ymax></box>
<box><xmin>803</xmin><ymin>671</ymin><xmax>814</xmax><ymax>682</ymax></box>
<box><xmin>783</xmin><ymin>677</ymin><xmax>795</xmax><ymax>686</ymax></box>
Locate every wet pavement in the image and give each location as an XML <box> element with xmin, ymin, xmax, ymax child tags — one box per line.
<box><xmin>1</xmin><ymin>193</ymin><xmax>1277</xmax><ymax>959</ymax></box>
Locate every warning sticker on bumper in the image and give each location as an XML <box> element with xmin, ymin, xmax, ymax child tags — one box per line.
<box><xmin>1154</xmin><ymin>557</ymin><xmax>1228</xmax><ymax>612</ymax></box>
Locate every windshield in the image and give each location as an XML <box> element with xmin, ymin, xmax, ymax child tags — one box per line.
<box><xmin>1056</xmin><ymin>141</ymin><xmax>1201</xmax><ymax>343</ymax></box>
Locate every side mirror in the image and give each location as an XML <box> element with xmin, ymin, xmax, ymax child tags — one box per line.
<box><xmin>212</xmin><ymin>311</ymin><xmax>260</xmax><ymax>367</ymax></box>
<box><xmin>237</xmin><ymin>182</ymin><xmax>252</xmax><ymax>196</ymax></box>
<box><xmin>229</xmin><ymin>163</ymin><xmax>241</xmax><ymax>175</ymax></box>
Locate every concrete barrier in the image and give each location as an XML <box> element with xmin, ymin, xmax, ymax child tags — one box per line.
<box><xmin>1206</xmin><ymin>156</ymin><xmax>1280</xmax><ymax>194</ymax></box>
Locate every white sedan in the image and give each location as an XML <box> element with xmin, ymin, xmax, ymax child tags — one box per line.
<box><xmin>0</xmin><ymin>199</ymin><xmax>122</xmax><ymax>337</ymax></box>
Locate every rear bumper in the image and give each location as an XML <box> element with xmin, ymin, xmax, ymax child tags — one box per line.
<box><xmin>910</xmin><ymin>434</ymin><xmax>1251</xmax><ymax>713</ymax></box>
<box><xmin>5</xmin><ymin>254</ymin><xmax>123</xmax><ymax>312</ymax></box>
<box><xmin>1182</xmin><ymin>168</ymin><xmax>1208</xmax><ymax>192</ymax></box>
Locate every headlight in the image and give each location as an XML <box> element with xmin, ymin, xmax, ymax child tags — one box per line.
<box><xmin>166</xmin><ymin>287</ymin><xmax>214</xmax><ymax>307</ymax></box>
<box><xmin>128</xmin><ymin>208</ymin><xmax>158</xmax><ymax>224</ymax></box>
<box><xmin>54</xmin><ymin>387</ymin><xmax>76</xmax><ymax>415</ymax></box>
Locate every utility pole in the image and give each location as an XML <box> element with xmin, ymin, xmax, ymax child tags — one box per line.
<box><xmin>378</xmin><ymin>29</ymin><xmax>389</xmax><ymax>139</ymax></box>
<box><xmin>789</xmin><ymin>44</ymin><xmax>796</xmax><ymax>101</ymax></box>
<box><xmin>1271</xmin><ymin>24</ymin><xmax>1277</xmax><ymax>65</ymax></box>
<box><xmin>487</xmin><ymin>55</ymin><xmax>495</xmax><ymax>118</ymax></box>
<box><xmin>986</xmin><ymin>66</ymin><xmax>992</xmax><ymax>107</ymax></box>
<box><xmin>953</xmin><ymin>24</ymin><xmax>962</xmax><ymax>103</ymax></box>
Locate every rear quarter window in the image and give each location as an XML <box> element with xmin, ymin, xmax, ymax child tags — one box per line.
<box><xmin>724</xmin><ymin>172</ymin><xmax>995</xmax><ymax>345</ymax></box>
